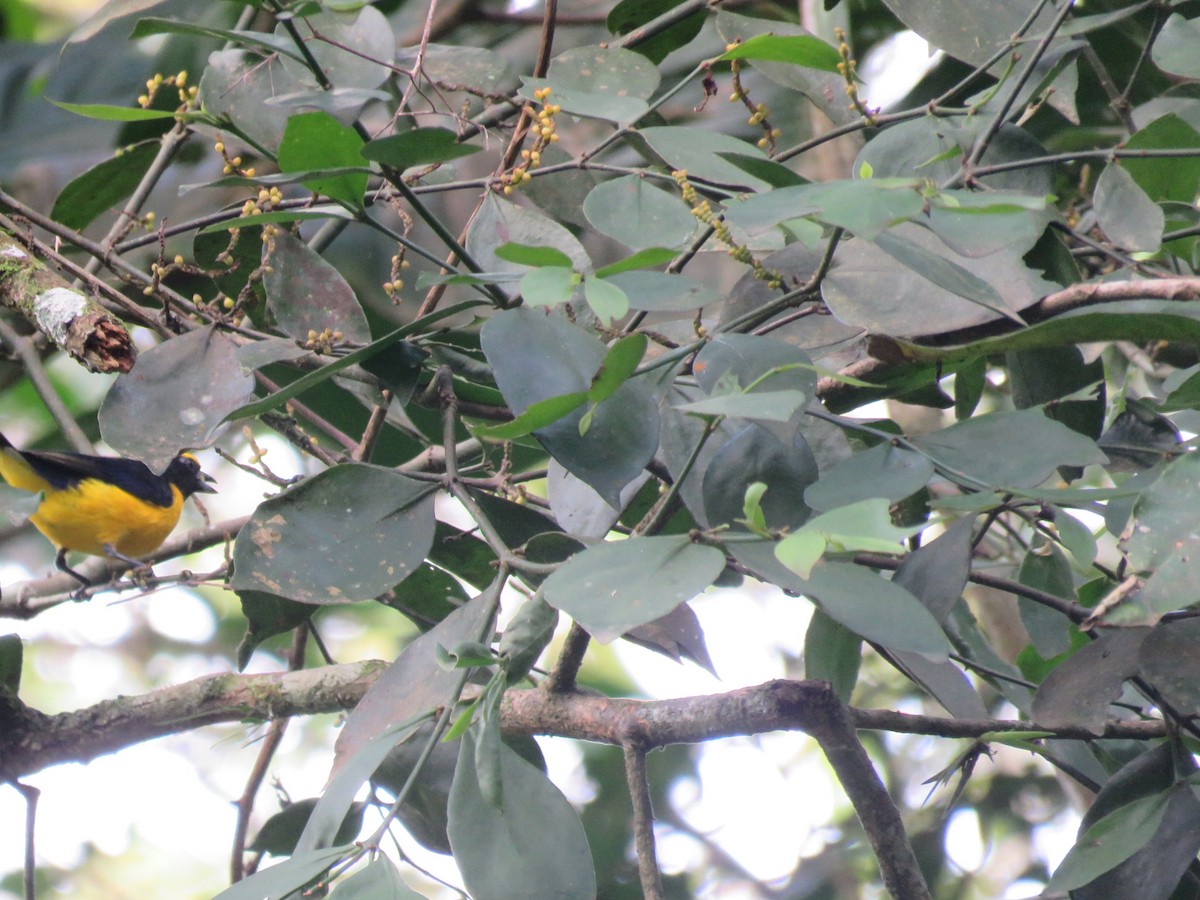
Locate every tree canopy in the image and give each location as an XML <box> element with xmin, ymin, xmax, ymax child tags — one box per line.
<box><xmin>4</xmin><ymin>0</ymin><xmax>1200</xmax><ymax>897</ymax></box>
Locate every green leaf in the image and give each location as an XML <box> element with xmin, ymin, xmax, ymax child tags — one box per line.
<box><xmin>741</xmin><ymin>482</ymin><xmax>770</xmax><ymax>534</ymax></box>
<box><xmin>50</xmin><ymin>142</ymin><xmax>160</xmax><ymax>230</ymax></box>
<box><xmin>1123</xmin><ymin>114</ymin><xmax>1200</xmax><ymax>204</ymax></box>
<box><xmin>717</xmin><ymin>33</ymin><xmax>841</xmax><ymax>72</ymax></box>
<box><xmin>732</xmin><ymin>544</ymin><xmax>951</xmax><ymax>660</ymax></box>
<box><xmin>805</xmin><ymin>443</ymin><xmax>934</xmax><ymax>511</ymax></box>
<box><xmin>542</xmin><ymin>536</ymin><xmax>727</xmax><ymax>641</ymax></box>
<box><xmin>583</xmin><ymin>175</ymin><xmax>697</xmax><ymax>250</ymax></box>
<box><xmin>230</xmin><ymin>465</ymin><xmax>437</xmax><ymax>604</ymax></box>
<box><xmin>1153</xmin><ymin>14</ymin><xmax>1200</xmax><ymax>78</ymax></box>
<box><xmin>209</xmin><ymin>847</ymin><xmax>353</xmax><ymax>900</ymax></box>
<box><xmin>789</xmin><ymin>498</ymin><xmax>921</xmax><ymax>557</ymax></box>
<box><xmin>593</xmin><ymin>247</ymin><xmax>679</xmax><ymax>278</ymax></box>
<box><xmin>640</xmin><ymin>126</ymin><xmax>772</xmax><ymax>191</ymax></box>
<box><xmin>804</xmin><ymin>610</ymin><xmax>862</xmax><ymax>701</ymax></box>
<box><xmin>0</xmin><ymin>634</ymin><xmax>22</xmax><ymax>695</ymax></box>
<box><xmin>873</xmin><ymin>230</ymin><xmax>1025</xmax><ymax>325</ymax></box>
<box><xmin>449</xmin><ymin>730</ymin><xmax>596</xmax><ymax>900</ymax></box>
<box><xmin>328</xmin><ymin>857</ymin><xmax>424</xmax><ymax>899</ymax></box>
<box><xmin>249</xmin><ymin>799</ymin><xmax>364</xmax><ymax>857</ymax></box>
<box><xmin>775</xmin><ymin>530</ymin><xmax>826</xmax><ymax>578</ymax></box>
<box><xmin>1047</xmin><ymin>792</ymin><xmax>1171</xmax><ymax>892</ymax></box>
<box><xmin>1094</xmin><ymin>163</ymin><xmax>1163</xmax><ymax>253</ymax></box>
<box><xmin>47</xmin><ymin>99</ymin><xmax>176</xmax><ymax>121</ymax></box>
<box><xmin>328</xmin><ymin>589</ymin><xmax>498</xmax><ymax>794</ymax></box>
<box><xmin>360</xmin><ymin>126</ymin><xmax>482</xmax><ymax>169</ymax></box>
<box><xmin>495</xmin><ymin>243</ymin><xmax>576</xmax><ymax>268</ymax></box>
<box><xmin>482</xmin><ymin>308</ymin><xmax>659</xmax><ymax>505</ymax></box>
<box><xmin>676</xmin><ymin>390</ymin><xmax>808</xmax><ymax>422</ymax></box>
<box><xmin>583</xmin><ymin>276</ymin><xmax>630</xmax><ymax>327</ymax></box>
<box><xmin>607</xmin><ymin>0</ymin><xmax>705</xmax><ymax>64</ymax></box>
<box><xmin>196</xmin><ymin>207</ymin><xmax>357</xmax><ymax>233</ymax></box>
<box><xmin>603</xmin><ymin>270</ymin><xmax>722</xmax><ymax>311</ymax></box>
<box><xmin>264</xmin><ymin>229</ymin><xmax>371</xmax><ymax>344</ymax></box>
<box><xmin>1018</xmin><ymin>540</ymin><xmax>1075</xmax><ymax>658</ymax></box>
<box><xmin>100</xmin><ymin>328</ymin><xmax>255</xmax><ymax>469</ymax></box>
<box><xmin>278</xmin><ymin>111</ymin><xmax>368</xmax><ymax>206</ymax></box>
<box><xmin>473</xmin><ymin>391</ymin><xmax>588</xmax><ymax>441</ymax></box>
<box><xmin>912</xmin><ymin>408</ymin><xmax>1108</xmax><ymax>490</ymax></box>
<box><xmin>807</xmin><ymin>562</ymin><xmax>949</xmax><ymax>660</ymax></box>
<box><xmin>926</xmin><ymin>189</ymin><xmax>1052</xmax><ymax>257</ymax></box>
<box><xmin>589</xmin><ymin>334</ymin><xmax>647</xmax><ymax>403</ymax></box>
<box><xmin>693</xmin><ymin>333</ymin><xmax>817</xmax><ymax>411</ymax></box>
<box><xmin>235</xmin><ymin>591</ymin><xmax>314</xmax><ymax>671</ymax></box>
<box><xmin>726</xmin><ymin>178</ymin><xmax>924</xmax><ymax>240</ymax></box>
<box><xmin>129</xmin><ymin>17</ymin><xmax>305</xmax><ymax>62</ymax></box>
<box><xmin>499</xmin><ymin>596</ymin><xmax>559</xmax><ymax>684</ymax></box>
<box><xmin>701</xmin><ymin>425</ymin><xmax>817</xmax><ymax>531</ymax></box>
<box><xmin>520</xmin><ymin>266</ymin><xmax>577</xmax><ymax>308</ymax></box>
<box><xmin>519</xmin><ymin>46</ymin><xmax>660</xmax><ymax>125</ymax></box>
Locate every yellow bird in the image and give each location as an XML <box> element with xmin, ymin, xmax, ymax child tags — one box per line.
<box><xmin>0</xmin><ymin>433</ymin><xmax>215</xmax><ymax>589</ymax></box>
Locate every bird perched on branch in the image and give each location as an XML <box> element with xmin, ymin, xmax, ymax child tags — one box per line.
<box><xmin>0</xmin><ymin>433</ymin><xmax>215</xmax><ymax>591</ymax></box>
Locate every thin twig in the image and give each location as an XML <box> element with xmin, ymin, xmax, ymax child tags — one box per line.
<box><xmin>0</xmin><ymin>318</ymin><xmax>92</xmax><ymax>452</ymax></box>
<box><xmin>230</xmin><ymin>624</ymin><xmax>310</xmax><ymax>882</ymax></box>
<box><xmin>958</xmin><ymin>0</ymin><xmax>1073</xmax><ymax>180</ymax></box>
<box><xmin>543</xmin><ymin>623</ymin><xmax>591</xmax><ymax>695</ymax></box>
<box><xmin>14</xmin><ymin>780</ymin><xmax>38</xmax><ymax>900</ymax></box>
<box><xmin>623</xmin><ymin>742</ymin><xmax>665</xmax><ymax>900</ymax></box>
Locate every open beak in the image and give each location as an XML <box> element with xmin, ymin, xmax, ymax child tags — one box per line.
<box><xmin>196</xmin><ymin>471</ymin><xmax>218</xmax><ymax>493</ymax></box>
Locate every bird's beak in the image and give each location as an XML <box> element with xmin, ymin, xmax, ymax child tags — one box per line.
<box><xmin>196</xmin><ymin>471</ymin><xmax>218</xmax><ymax>493</ymax></box>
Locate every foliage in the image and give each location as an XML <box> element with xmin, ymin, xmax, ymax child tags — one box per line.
<box><xmin>3</xmin><ymin>0</ymin><xmax>1200</xmax><ymax>898</ymax></box>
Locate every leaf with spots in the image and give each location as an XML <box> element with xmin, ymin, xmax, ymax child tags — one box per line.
<box><xmin>231</xmin><ymin>464</ymin><xmax>437</xmax><ymax>604</ymax></box>
<box><xmin>264</xmin><ymin>229</ymin><xmax>371</xmax><ymax>345</ymax></box>
<box><xmin>99</xmin><ymin>327</ymin><xmax>255</xmax><ymax>470</ymax></box>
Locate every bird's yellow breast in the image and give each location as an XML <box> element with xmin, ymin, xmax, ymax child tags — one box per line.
<box><xmin>0</xmin><ymin>445</ymin><xmax>185</xmax><ymax>558</ymax></box>
<box><xmin>28</xmin><ymin>479</ymin><xmax>185</xmax><ymax>557</ymax></box>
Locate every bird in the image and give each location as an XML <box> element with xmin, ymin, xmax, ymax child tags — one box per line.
<box><xmin>0</xmin><ymin>432</ymin><xmax>215</xmax><ymax>591</ymax></box>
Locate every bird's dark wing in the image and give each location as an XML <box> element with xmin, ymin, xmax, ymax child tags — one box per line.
<box><xmin>20</xmin><ymin>450</ymin><xmax>175</xmax><ymax>507</ymax></box>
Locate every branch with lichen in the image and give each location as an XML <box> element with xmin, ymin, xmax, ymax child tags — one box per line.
<box><xmin>0</xmin><ymin>231</ymin><xmax>136</xmax><ymax>373</ymax></box>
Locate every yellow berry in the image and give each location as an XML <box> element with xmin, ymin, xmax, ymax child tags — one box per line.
<box><xmin>223</xmin><ymin>297</ymin><xmax>235</xmax><ymax>309</ymax></box>
<box><xmin>173</xmin><ymin>255</ymin><xmax>184</xmax><ymax>265</ymax></box>
<box><xmin>215</xmin><ymin>141</ymin><xmax>225</xmax><ymax>153</ymax></box>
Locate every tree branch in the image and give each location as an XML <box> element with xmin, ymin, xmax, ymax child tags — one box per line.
<box><xmin>0</xmin><ymin>660</ymin><xmax>385</xmax><ymax>778</ymax></box>
<box><xmin>4</xmin><ymin>672</ymin><xmax>1172</xmax><ymax>781</ymax></box>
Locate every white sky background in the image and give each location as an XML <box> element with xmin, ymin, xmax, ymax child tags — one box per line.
<box><xmin>0</xmin><ymin>8</ymin><xmax>1082</xmax><ymax>898</ymax></box>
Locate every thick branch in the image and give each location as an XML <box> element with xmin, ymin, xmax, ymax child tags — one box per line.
<box><xmin>4</xmin><ymin>673</ymin><xmax>1170</xmax><ymax>781</ymax></box>
<box><xmin>0</xmin><ymin>660</ymin><xmax>385</xmax><ymax>778</ymax></box>
<box><xmin>817</xmin><ymin>276</ymin><xmax>1200</xmax><ymax>405</ymax></box>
